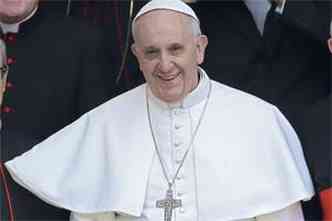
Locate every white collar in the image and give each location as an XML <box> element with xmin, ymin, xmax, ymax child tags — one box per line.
<box><xmin>148</xmin><ymin>67</ymin><xmax>210</xmax><ymax>110</ymax></box>
<box><xmin>0</xmin><ymin>6</ymin><xmax>38</xmax><ymax>34</ymax></box>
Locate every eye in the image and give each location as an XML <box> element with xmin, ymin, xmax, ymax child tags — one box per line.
<box><xmin>144</xmin><ymin>48</ymin><xmax>159</xmax><ymax>59</ymax></box>
<box><xmin>169</xmin><ymin>44</ymin><xmax>183</xmax><ymax>55</ymax></box>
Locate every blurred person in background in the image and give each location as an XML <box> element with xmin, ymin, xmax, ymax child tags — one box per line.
<box><xmin>0</xmin><ymin>0</ymin><xmax>119</xmax><ymax>220</ymax></box>
<box><xmin>189</xmin><ymin>0</ymin><xmax>330</xmax><ymax>219</ymax></box>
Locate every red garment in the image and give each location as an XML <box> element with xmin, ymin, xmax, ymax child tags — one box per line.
<box><xmin>320</xmin><ymin>188</ymin><xmax>332</xmax><ymax>221</ymax></box>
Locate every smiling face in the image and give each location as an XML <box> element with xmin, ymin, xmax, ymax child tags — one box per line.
<box><xmin>132</xmin><ymin>9</ymin><xmax>208</xmax><ymax>103</ymax></box>
<box><xmin>0</xmin><ymin>0</ymin><xmax>38</xmax><ymax>24</ymax></box>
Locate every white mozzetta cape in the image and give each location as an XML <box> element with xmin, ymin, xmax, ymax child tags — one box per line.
<box><xmin>5</xmin><ymin>79</ymin><xmax>314</xmax><ymax>220</ymax></box>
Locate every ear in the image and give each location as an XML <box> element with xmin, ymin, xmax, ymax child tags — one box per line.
<box><xmin>131</xmin><ymin>43</ymin><xmax>138</xmax><ymax>58</ymax></box>
<box><xmin>195</xmin><ymin>35</ymin><xmax>208</xmax><ymax>65</ymax></box>
<box><xmin>328</xmin><ymin>38</ymin><xmax>332</xmax><ymax>54</ymax></box>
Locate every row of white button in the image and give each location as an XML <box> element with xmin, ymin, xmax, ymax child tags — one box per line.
<box><xmin>173</xmin><ymin>109</ymin><xmax>188</xmax><ymax>216</ymax></box>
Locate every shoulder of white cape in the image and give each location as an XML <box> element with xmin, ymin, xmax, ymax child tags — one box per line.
<box><xmin>5</xmin><ymin>80</ymin><xmax>314</xmax><ymax>219</ymax></box>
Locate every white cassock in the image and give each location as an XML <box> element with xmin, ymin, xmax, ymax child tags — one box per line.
<box><xmin>6</xmin><ymin>68</ymin><xmax>313</xmax><ymax>221</ymax></box>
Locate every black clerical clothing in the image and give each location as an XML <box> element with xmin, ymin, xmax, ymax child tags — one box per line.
<box><xmin>1</xmin><ymin>8</ymin><xmax>119</xmax><ymax>221</ymax></box>
<box><xmin>297</xmin><ymin>95</ymin><xmax>331</xmax><ymax>192</ymax></box>
<box><xmin>192</xmin><ymin>1</ymin><xmax>330</xmax><ymax>115</ymax></box>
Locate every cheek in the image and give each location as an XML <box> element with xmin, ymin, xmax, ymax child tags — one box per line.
<box><xmin>141</xmin><ymin>71</ymin><xmax>152</xmax><ymax>83</ymax></box>
<box><xmin>195</xmin><ymin>48</ymin><xmax>204</xmax><ymax>64</ymax></box>
<box><xmin>139</xmin><ymin>60</ymin><xmax>158</xmax><ymax>75</ymax></box>
<box><xmin>139</xmin><ymin>63</ymin><xmax>155</xmax><ymax>82</ymax></box>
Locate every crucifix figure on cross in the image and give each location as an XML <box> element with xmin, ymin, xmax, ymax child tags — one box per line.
<box><xmin>156</xmin><ymin>187</ymin><xmax>182</xmax><ymax>221</ymax></box>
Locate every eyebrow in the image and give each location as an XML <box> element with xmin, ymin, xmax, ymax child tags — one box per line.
<box><xmin>169</xmin><ymin>43</ymin><xmax>183</xmax><ymax>48</ymax></box>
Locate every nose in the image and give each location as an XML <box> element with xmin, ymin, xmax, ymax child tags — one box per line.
<box><xmin>158</xmin><ymin>53</ymin><xmax>174</xmax><ymax>74</ymax></box>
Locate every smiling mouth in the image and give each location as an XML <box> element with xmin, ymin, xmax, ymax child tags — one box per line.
<box><xmin>157</xmin><ymin>73</ymin><xmax>181</xmax><ymax>82</ymax></box>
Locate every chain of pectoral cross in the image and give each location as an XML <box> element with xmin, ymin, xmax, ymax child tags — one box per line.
<box><xmin>146</xmin><ymin>81</ymin><xmax>212</xmax><ymax>221</ymax></box>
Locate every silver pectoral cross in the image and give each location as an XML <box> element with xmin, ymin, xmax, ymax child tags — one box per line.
<box><xmin>156</xmin><ymin>187</ymin><xmax>182</xmax><ymax>221</ymax></box>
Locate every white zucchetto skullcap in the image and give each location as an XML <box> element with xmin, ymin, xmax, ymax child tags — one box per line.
<box><xmin>133</xmin><ymin>0</ymin><xmax>199</xmax><ymax>24</ymax></box>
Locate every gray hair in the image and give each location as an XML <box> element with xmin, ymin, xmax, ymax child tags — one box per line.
<box><xmin>188</xmin><ymin>15</ymin><xmax>202</xmax><ymax>36</ymax></box>
<box><xmin>330</xmin><ymin>20</ymin><xmax>332</xmax><ymax>37</ymax></box>
<box><xmin>132</xmin><ymin>13</ymin><xmax>202</xmax><ymax>42</ymax></box>
<box><xmin>0</xmin><ymin>39</ymin><xmax>7</xmax><ymax>65</ymax></box>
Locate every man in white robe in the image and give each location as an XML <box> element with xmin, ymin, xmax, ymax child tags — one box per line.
<box><xmin>5</xmin><ymin>0</ymin><xmax>314</xmax><ymax>220</ymax></box>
